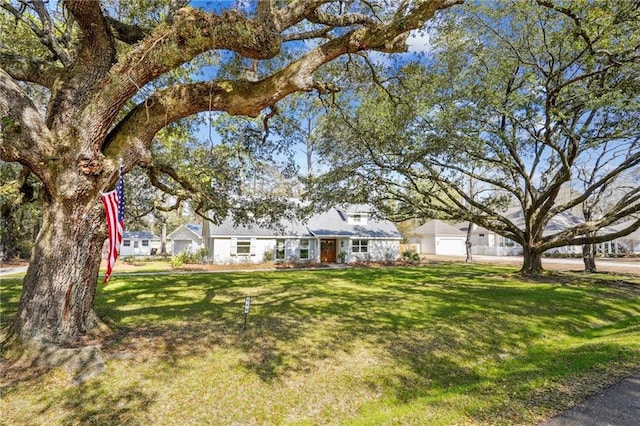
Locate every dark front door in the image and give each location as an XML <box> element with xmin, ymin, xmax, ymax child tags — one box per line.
<box><xmin>320</xmin><ymin>239</ymin><xmax>337</xmax><ymax>262</ymax></box>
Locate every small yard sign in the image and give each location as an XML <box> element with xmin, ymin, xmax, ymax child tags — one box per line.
<box><xmin>243</xmin><ymin>295</ymin><xmax>251</xmax><ymax>330</ymax></box>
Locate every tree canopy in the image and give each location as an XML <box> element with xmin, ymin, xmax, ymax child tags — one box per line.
<box><xmin>309</xmin><ymin>0</ymin><xmax>640</xmax><ymax>274</ymax></box>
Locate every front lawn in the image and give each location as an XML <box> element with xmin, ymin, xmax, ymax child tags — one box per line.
<box><xmin>1</xmin><ymin>264</ymin><xmax>639</xmax><ymax>425</ymax></box>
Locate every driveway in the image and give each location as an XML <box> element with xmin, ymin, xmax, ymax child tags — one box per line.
<box><xmin>0</xmin><ymin>265</ymin><xmax>28</xmax><ymax>277</ymax></box>
<box><xmin>461</xmin><ymin>255</ymin><xmax>639</xmax><ymax>274</ymax></box>
<box><xmin>538</xmin><ymin>371</ymin><xmax>640</xmax><ymax>426</ymax></box>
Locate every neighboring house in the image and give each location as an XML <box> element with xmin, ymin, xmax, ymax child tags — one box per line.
<box><xmin>413</xmin><ymin>209</ymin><xmax>588</xmax><ymax>257</ymax></box>
<box><xmin>600</xmin><ymin>222</ymin><xmax>640</xmax><ymax>255</ymax></box>
<box><xmin>120</xmin><ymin>231</ymin><xmax>161</xmax><ymax>256</ymax></box>
<box><xmin>167</xmin><ymin>223</ymin><xmax>203</xmax><ymax>256</ymax></box>
<box><xmin>169</xmin><ymin>204</ymin><xmax>402</xmax><ymax>264</ymax></box>
<box><xmin>412</xmin><ymin>220</ymin><xmax>470</xmax><ymax>256</ymax></box>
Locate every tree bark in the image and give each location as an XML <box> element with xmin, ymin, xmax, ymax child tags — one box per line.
<box><xmin>520</xmin><ymin>245</ymin><xmax>543</xmax><ymax>275</ymax></box>
<box><xmin>465</xmin><ymin>221</ymin><xmax>473</xmax><ymax>262</ymax></box>
<box><xmin>582</xmin><ymin>242</ymin><xmax>597</xmax><ymax>273</ymax></box>
<box><xmin>12</xmin><ymin>199</ymin><xmax>106</xmax><ymax>346</ymax></box>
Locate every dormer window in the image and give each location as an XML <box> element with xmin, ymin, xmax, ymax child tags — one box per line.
<box><xmin>348</xmin><ymin>213</ymin><xmax>367</xmax><ymax>225</ymax></box>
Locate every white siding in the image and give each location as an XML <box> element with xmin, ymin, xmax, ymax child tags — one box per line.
<box><xmin>419</xmin><ymin>236</ymin><xmax>436</xmax><ymax>255</ymax></box>
<box><xmin>209</xmin><ymin>237</ymin><xmax>320</xmax><ymax>264</ymax></box>
<box><xmin>121</xmin><ymin>238</ymin><xmax>159</xmax><ymax>256</ymax></box>
<box><xmin>212</xmin><ymin>238</ymin><xmax>276</xmax><ymax>264</ymax></box>
<box><xmin>348</xmin><ymin>239</ymin><xmax>400</xmax><ymax>262</ymax></box>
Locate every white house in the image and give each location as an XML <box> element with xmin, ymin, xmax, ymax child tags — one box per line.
<box><xmin>413</xmin><ymin>209</ymin><xmax>590</xmax><ymax>257</ymax></box>
<box><xmin>120</xmin><ymin>231</ymin><xmax>161</xmax><ymax>256</ymax></box>
<box><xmin>167</xmin><ymin>223</ymin><xmax>203</xmax><ymax>256</ymax></box>
<box><xmin>304</xmin><ymin>205</ymin><xmax>402</xmax><ymax>263</ymax></box>
<box><xmin>598</xmin><ymin>222</ymin><xmax>640</xmax><ymax>255</ymax></box>
<box><xmin>413</xmin><ymin>220</ymin><xmax>470</xmax><ymax>256</ymax></box>
<box><xmin>169</xmin><ymin>204</ymin><xmax>402</xmax><ymax>264</ymax></box>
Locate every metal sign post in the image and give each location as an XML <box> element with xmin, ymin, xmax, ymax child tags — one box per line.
<box><xmin>243</xmin><ymin>295</ymin><xmax>251</xmax><ymax>331</ymax></box>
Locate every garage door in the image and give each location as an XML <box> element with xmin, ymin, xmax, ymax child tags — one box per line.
<box><xmin>172</xmin><ymin>240</ymin><xmax>192</xmax><ymax>255</ymax></box>
<box><xmin>436</xmin><ymin>238</ymin><xmax>465</xmax><ymax>256</ymax></box>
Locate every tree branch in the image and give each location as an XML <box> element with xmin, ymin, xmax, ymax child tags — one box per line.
<box><xmin>0</xmin><ymin>68</ymin><xmax>53</xmax><ymax>189</ymax></box>
<box><xmin>1</xmin><ymin>0</ymin><xmax>72</xmax><ymax>65</ymax></box>
<box><xmin>95</xmin><ymin>0</ymin><xmax>463</xmax><ymax>186</ymax></box>
<box><xmin>105</xmin><ymin>17</ymin><xmax>149</xmax><ymax>44</ymax></box>
<box><xmin>0</xmin><ymin>54</ymin><xmax>62</xmax><ymax>87</ymax></box>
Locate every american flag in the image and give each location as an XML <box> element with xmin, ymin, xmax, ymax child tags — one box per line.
<box><xmin>101</xmin><ymin>164</ymin><xmax>125</xmax><ymax>283</ymax></box>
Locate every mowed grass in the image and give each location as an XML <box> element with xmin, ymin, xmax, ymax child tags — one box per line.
<box><xmin>1</xmin><ymin>264</ymin><xmax>640</xmax><ymax>425</ymax></box>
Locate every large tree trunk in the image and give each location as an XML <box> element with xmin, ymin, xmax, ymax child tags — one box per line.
<box><xmin>520</xmin><ymin>245</ymin><xmax>543</xmax><ymax>275</ymax></box>
<box><xmin>12</xmin><ymin>199</ymin><xmax>106</xmax><ymax>347</ymax></box>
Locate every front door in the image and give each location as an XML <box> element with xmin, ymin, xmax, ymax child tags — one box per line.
<box><xmin>320</xmin><ymin>239</ymin><xmax>337</xmax><ymax>262</ymax></box>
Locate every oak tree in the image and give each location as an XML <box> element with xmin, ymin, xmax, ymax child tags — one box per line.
<box><xmin>310</xmin><ymin>0</ymin><xmax>640</xmax><ymax>275</ymax></box>
<box><xmin>0</xmin><ymin>0</ymin><xmax>461</xmax><ymax>349</ymax></box>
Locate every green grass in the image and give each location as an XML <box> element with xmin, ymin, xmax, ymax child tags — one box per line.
<box><xmin>1</xmin><ymin>264</ymin><xmax>640</xmax><ymax>425</ymax></box>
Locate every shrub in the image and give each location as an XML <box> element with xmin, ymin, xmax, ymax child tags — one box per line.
<box><xmin>263</xmin><ymin>250</ymin><xmax>274</xmax><ymax>262</ymax></box>
<box><xmin>402</xmin><ymin>251</ymin><xmax>420</xmax><ymax>263</ymax></box>
<box><xmin>170</xmin><ymin>248</ymin><xmax>208</xmax><ymax>268</ymax></box>
<box><xmin>170</xmin><ymin>252</ymin><xmax>186</xmax><ymax>268</ymax></box>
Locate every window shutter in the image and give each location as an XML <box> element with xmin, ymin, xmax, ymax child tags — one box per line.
<box><xmin>231</xmin><ymin>238</ymin><xmax>237</xmax><ymax>256</ymax></box>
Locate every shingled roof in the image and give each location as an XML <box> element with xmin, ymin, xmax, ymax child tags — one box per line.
<box><xmin>194</xmin><ymin>205</ymin><xmax>401</xmax><ymax>239</ymax></box>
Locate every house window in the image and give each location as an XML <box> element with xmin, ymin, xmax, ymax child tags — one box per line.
<box><xmin>352</xmin><ymin>239</ymin><xmax>368</xmax><ymax>253</ymax></box>
<box><xmin>299</xmin><ymin>239</ymin><xmax>309</xmax><ymax>259</ymax></box>
<box><xmin>352</xmin><ymin>214</ymin><xmax>362</xmax><ymax>223</ymax></box>
<box><xmin>236</xmin><ymin>240</ymin><xmax>251</xmax><ymax>256</ymax></box>
<box><xmin>134</xmin><ymin>241</ymin><xmax>139</xmax><ymax>248</ymax></box>
<box><xmin>123</xmin><ymin>240</ymin><xmax>131</xmax><ymax>247</ymax></box>
<box><xmin>231</xmin><ymin>238</ymin><xmax>255</xmax><ymax>256</ymax></box>
<box><xmin>142</xmin><ymin>240</ymin><xmax>149</xmax><ymax>247</ymax></box>
<box><xmin>479</xmin><ymin>233</ymin><xmax>485</xmax><ymax>237</ymax></box>
<box><xmin>275</xmin><ymin>239</ymin><xmax>286</xmax><ymax>260</ymax></box>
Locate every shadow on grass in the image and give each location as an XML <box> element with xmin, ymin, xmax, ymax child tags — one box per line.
<box><xmin>3</xmin><ymin>264</ymin><xmax>640</xmax><ymax>423</ymax></box>
<box><xmin>55</xmin><ymin>381</ymin><xmax>156</xmax><ymax>426</ymax></box>
<box><xmin>95</xmin><ymin>267</ymin><xmax>640</xmax><ymax>379</ymax></box>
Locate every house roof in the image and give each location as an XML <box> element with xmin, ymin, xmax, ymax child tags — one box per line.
<box><xmin>499</xmin><ymin>208</ymin><xmax>589</xmax><ymax>237</ymax></box>
<box><xmin>205</xmin><ymin>215</ymin><xmax>312</xmax><ymax>238</ymax></box>
<box><xmin>167</xmin><ymin>223</ymin><xmax>202</xmax><ymax>240</ymax></box>
<box><xmin>602</xmin><ymin>221</ymin><xmax>640</xmax><ymax>239</ymax></box>
<box><xmin>414</xmin><ymin>209</ymin><xmax>586</xmax><ymax>237</ymax></box>
<box><xmin>123</xmin><ymin>231</ymin><xmax>159</xmax><ymax>240</ymax></box>
<box><xmin>307</xmin><ymin>207</ymin><xmax>401</xmax><ymax>238</ymax></box>
<box><xmin>414</xmin><ymin>220</ymin><xmax>470</xmax><ymax>236</ymax></box>
<box><xmin>175</xmin><ymin>204</ymin><xmax>401</xmax><ymax>240</ymax></box>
